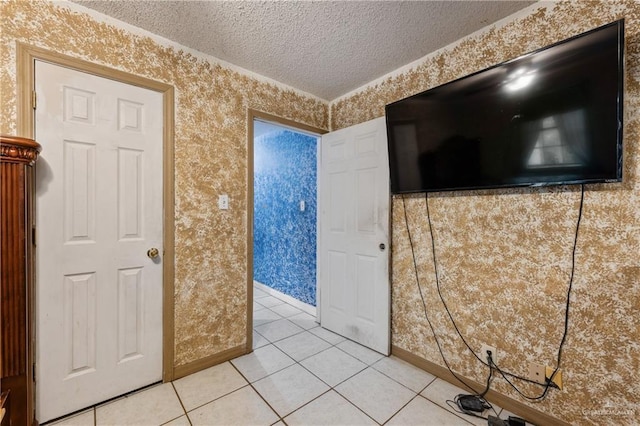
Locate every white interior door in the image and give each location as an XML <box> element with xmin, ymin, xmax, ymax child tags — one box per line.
<box><xmin>319</xmin><ymin>117</ymin><xmax>390</xmax><ymax>355</ymax></box>
<box><xmin>35</xmin><ymin>61</ymin><xmax>164</xmax><ymax>422</ymax></box>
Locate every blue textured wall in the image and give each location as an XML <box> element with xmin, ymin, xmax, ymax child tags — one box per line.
<box><xmin>253</xmin><ymin>130</ymin><xmax>317</xmax><ymax>306</ymax></box>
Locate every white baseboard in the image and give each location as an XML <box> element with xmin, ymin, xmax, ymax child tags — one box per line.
<box><xmin>253</xmin><ymin>281</ymin><xmax>317</xmax><ymax>317</ymax></box>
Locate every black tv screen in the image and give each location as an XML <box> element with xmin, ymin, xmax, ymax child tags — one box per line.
<box><xmin>385</xmin><ymin>20</ymin><xmax>624</xmax><ymax>194</ymax></box>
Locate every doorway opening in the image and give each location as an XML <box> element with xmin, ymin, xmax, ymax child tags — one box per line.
<box><xmin>252</xmin><ymin>118</ymin><xmax>320</xmax><ymax>314</ymax></box>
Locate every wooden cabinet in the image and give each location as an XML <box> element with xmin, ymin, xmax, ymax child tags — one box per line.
<box><xmin>1</xmin><ymin>135</ymin><xmax>41</xmax><ymax>426</ymax></box>
<box><xmin>1</xmin><ymin>391</ymin><xmax>10</xmax><ymax>426</ymax></box>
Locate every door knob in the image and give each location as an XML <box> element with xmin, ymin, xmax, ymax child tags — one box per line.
<box><xmin>379</xmin><ymin>243</ymin><xmax>386</xmax><ymax>251</ymax></box>
<box><xmin>147</xmin><ymin>248</ymin><xmax>160</xmax><ymax>259</ymax></box>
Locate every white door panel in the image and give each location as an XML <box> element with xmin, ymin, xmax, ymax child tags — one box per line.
<box><xmin>319</xmin><ymin>117</ymin><xmax>390</xmax><ymax>354</ymax></box>
<box><xmin>35</xmin><ymin>61</ymin><xmax>163</xmax><ymax>422</ymax></box>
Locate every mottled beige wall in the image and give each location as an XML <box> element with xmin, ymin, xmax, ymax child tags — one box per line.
<box><xmin>332</xmin><ymin>1</ymin><xmax>639</xmax><ymax>424</ymax></box>
<box><xmin>0</xmin><ymin>0</ymin><xmax>328</xmax><ymax>367</ymax></box>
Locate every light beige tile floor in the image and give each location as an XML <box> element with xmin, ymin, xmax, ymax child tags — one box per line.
<box><xmin>48</xmin><ymin>286</ymin><xmax>520</xmax><ymax>426</ymax></box>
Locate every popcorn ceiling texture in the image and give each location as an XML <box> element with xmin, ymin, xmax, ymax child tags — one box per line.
<box><xmin>0</xmin><ymin>0</ymin><xmax>328</xmax><ymax>367</ymax></box>
<box><xmin>332</xmin><ymin>1</ymin><xmax>639</xmax><ymax>425</ymax></box>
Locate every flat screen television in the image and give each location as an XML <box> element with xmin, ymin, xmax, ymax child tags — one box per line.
<box><xmin>385</xmin><ymin>20</ymin><xmax>624</xmax><ymax>194</ymax></box>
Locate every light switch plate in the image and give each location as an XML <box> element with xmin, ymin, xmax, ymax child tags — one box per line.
<box><xmin>218</xmin><ymin>194</ymin><xmax>229</xmax><ymax>210</ymax></box>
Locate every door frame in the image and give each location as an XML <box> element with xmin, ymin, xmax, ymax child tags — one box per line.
<box><xmin>246</xmin><ymin>109</ymin><xmax>325</xmax><ymax>350</ymax></box>
<box><xmin>16</xmin><ymin>43</ymin><xmax>177</xmax><ymax>383</ymax></box>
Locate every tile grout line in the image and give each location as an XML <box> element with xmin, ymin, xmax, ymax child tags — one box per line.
<box><xmin>254</xmin><ymin>305</ymin><xmax>318</xmax><ymax>330</ymax></box>
<box><xmin>371</xmin><ymin>360</ymin><xmax>438</xmax><ymax>395</ymax></box>
<box><xmin>251</xmin><ymin>291</ymin><xmax>479</xmax><ymax>426</ymax></box>
<box><xmin>228</xmin><ymin>360</ymin><xmax>285</xmax><ymax>425</ymax></box>
<box><xmin>250</xmin><ymin>319</ymin><xmax>385</xmax><ymax>425</ymax></box>
<box><xmin>169</xmin><ymin>381</ymin><xmax>192</xmax><ymax>425</ymax></box>
<box><xmin>250</xmin><ymin>300</ymin><xmax>458</xmax><ymax>426</ymax></box>
<box><xmin>259</xmin><ymin>343</ymin><xmax>382</xmax><ymax>426</ymax></box>
<box><xmin>47</xmin><ymin>382</ymin><xmax>163</xmax><ymax>425</ymax></box>
<box><xmin>255</xmin><ymin>321</ymin><xmax>313</xmax><ymax>345</ymax></box>
<box><xmin>379</xmin><ymin>393</ymin><xmax>420</xmax><ymax>425</ymax></box>
<box><xmin>198</xmin><ymin>291</ymin><xmax>490</xmax><ymax>425</ymax></box>
<box><xmin>175</xmin><ymin>384</ymin><xmax>250</xmax><ymax>416</ymax></box>
<box><xmin>250</xmin><ymin>304</ymin><xmax>352</xmax><ymax>424</ymax></box>
<box><xmin>171</xmin><ymin>356</ymin><xmax>268</xmax><ymax>416</ymax></box>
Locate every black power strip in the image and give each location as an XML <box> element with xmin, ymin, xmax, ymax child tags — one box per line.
<box><xmin>488</xmin><ymin>415</ymin><xmax>527</xmax><ymax>426</ymax></box>
<box><xmin>488</xmin><ymin>416</ymin><xmax>507</xmax><ymax>426</ymax></box>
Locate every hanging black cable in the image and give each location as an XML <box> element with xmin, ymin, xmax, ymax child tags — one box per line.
<box><xmin>422</xmin><ymin>185</ymin><xmax>585</xmax><ymax>400</ymax></box>
<box><xmin>401</xmin><ymin>195</ymin><xmax>481</xmax><ymax>396</ymax></box>
<box><xmin>424</xmin><ymin>193</ymin><xmax>485</xmax><ymax>365</ymax></box>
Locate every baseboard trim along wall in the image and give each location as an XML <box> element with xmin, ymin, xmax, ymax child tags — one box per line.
<box><xmin>391</xmin><ymin>345</ymin><xmax>571</xmax><ymax>426</ymax></box>
<box><xmin>172</xmin><ymin>344</ymin><xmax>247</xmax><ymax>381</ymax></box>
<box><xmin>254</xmin><ymin>280</ymin><xmax>316</xmax><ymax>316</ymax></box>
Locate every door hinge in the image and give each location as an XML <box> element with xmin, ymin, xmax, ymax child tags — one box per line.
<box><xmin>32</xmin><ymin>90</ymin><xmax>37</xmax><ymax>110</ymax></box>
<box><xmin>32</xmin><ymin>225</ymin><xmax>36</xmax><ymax>246</ymax></box>
<box><xmin>33</xmin><ymin>362</ymin><xmax>36</xmax><ymax>380</ymax></box>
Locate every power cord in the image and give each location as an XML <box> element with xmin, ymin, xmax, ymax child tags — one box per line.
<box><xmin>424</xmin><ymin>192</ymin><xmax>545</xmax><ymax>393</ymax></box>
<box><xmin>488</xmin><ymin>184</ymin><xmax>584</xmax><ymax>400</ymax></box>
<box><xmin>420</xmin><ymin>184</ymin><xmax>585</xmax><ymax>400</ymax></box>
<box><xmin>446</xmin><ymin>352</ymin><xmax>499</xmax><ymax>420</ymax></box>
<box><xmin>402</xmin><ymin>194</ymin><xmax>499</xmax><ymax>420</ymax></box>
<box><xmin>401</xmin><ymin>195</ymin><xmax>481</xmax><ymax>396</ymax></box>
<box><xmin>402</xmin><ymin>185</ymin><xmax>584</xmax><ymax>406</ymax></box>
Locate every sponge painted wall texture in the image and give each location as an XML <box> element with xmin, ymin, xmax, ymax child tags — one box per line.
<box><xmin>253</xmin><ymin>130</ymin><xmax>318</xmax><ymax>306</ymax></box>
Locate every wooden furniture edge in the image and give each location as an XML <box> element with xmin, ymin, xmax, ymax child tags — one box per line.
<box><xmin>1</xmin><ymin>135</ymin><xmax>40</xmax><ymax>425</ymax></box>
<box><xmin>0</xmin><ymin>135</ymin><xmax>41</xmax><ymax>164</ymax></box>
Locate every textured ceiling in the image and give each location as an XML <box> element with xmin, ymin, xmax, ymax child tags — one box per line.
<box><xmin>71</xmin><ymin>0</ymin><xmax>536</xmax><ymax>101</ymax></box>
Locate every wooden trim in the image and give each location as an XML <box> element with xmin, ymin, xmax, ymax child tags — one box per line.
<box><xmin>15</xmin><ymin>43</ymin><xmax>177</xmax><ymax>385</ymax></box>
<box><xmin>25</xmin><ymin>161</ymin><xmax>37</xmax><ymax>426</ymax></box>
<box><xmin>251</xmin><ymin>110</ymin><xmax>328</xmax><ymax>137</ymax></box>
<box><xmin>172</xmin><ymin>345</ymin><xmax>247</xmax><ymax>381</ymax></box>
<box><xmin>391</xmin><ymin>345</ymin><xmax>571</xmax><ymax>426</ymax></box>
<box><xmin>17</xmin><ymin>43</ymin><xmax>175</xmax><ymax>136</ymax></box>
<box><xmin>16</xmin><ymin>44</ymin><xmax>34</xmax><ymax>140</ymax></box>
<box><xmin>161</xmin><ymin>86</ymin><xmax>176</xmax><ymax>382</ymax></box>
<box><xmin>245</xmin><ymin>109</ymin><xmax>326</xmax><ymax>353</ymax></box>
<box><xmin>0</xmin><ymin>136</ymin><xmax>41</xmax><ymax>164</ymax></box>
<box><xmin>246</xmin><ymin>110</ymin><xmax>255</xmax><ymax>353</ymax></box>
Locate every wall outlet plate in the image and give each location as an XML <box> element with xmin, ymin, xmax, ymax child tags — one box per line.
<box><xmin>481</xmin><ymin>344</ymin><xmax>497</xmax><ymax>365</ymax></box>
<box><xmin>528</xmin><ymin>363</ymin><xmax>563</xmax><ymax>389</ymax></box>
<box><xmin>218</xmin><ymin>194</ymin><xmax>229</xmax><ymax>210</ymax></box>
<box><xmin>545</xmin><ymin>366</ymin><xmax>563</xmax><ymax>390</ymax></box>
<box><xmin>528</xmin><ymin>363</ymin><xmax>546</xmax><ymax>384</ymax></box>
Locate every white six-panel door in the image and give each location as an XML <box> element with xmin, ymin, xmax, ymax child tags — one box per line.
<box><xmin>319</xmin><ymin>117</ymin><xmax>390</xmax><ymax>355</ymax></box>
<box><xmin>35</xmin><ymin>61</ymin><xmax>164</xmax><ymax>422</ymax></box>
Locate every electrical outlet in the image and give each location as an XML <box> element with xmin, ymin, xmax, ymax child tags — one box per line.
<box><xmin>480</xmin><ymin>344</ymin><xmax>498</xmax><ymax>365</ymax></box>
<box><xmin>528</xmin><ymin>363</ymin><xmax>546</xmax><ymax>384</ymax></box>
<box><xmin>545</xmin><ymin>366</ymin><xmax>563</xmax><ymax>390</ymax></box>
<box><xmin>528</xmin><ymin>363</ymin><xmax>563</xmax><ymax>390</ymax></box>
